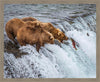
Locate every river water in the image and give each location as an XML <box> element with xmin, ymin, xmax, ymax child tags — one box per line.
<box><xmin>4</xmin><ymin>4</ymin><xmax>96</xmax><ymax>78</ymax></box>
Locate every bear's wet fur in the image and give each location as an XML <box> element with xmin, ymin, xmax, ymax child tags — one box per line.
<box><xmin>5</xmin><ymin>18</ymin><xmax>25</xmax><ymax>44</ymax></box>
<box><xmin>40</xmin><ymin>22</ymin><xmax>68</xmax><ymax>42</ymax></box>
<box><xmin>17</xmin><ymin>25</ymin><xmax>54</xmax><ymax>52</ymax></box>
<box><xmin>5</xmin><ymin>17</ymin><xmax>68</xmax><ymax>52</ymax></box>
<box><xmin>21</xmin><ymin>17</ymin><xmax>68</xmax><ymax>42</ymax></box>
<box><xmin>21</xmin><ymin>17</ymin><xmax>37</xmax><ymax>22</ymax></box>
<box><xmin>5</xmin><ymin>18</ymin><xmax>40</xmax><ymax>44</ymax></box>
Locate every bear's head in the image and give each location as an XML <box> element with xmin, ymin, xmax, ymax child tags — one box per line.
<box><xmin>40</xmin><ymin>29</ymin><xmax>54</xmax><ymax>44</ymax></box>
<box><xmin>56</xmin><ymin>28</ymin><xmax>68</xmax><ymax>42</ymax></box>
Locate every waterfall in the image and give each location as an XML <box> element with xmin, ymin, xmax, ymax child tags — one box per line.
<box><xmin>4</xmin><ymin>13</ymin><xmax>96</xmax><ymax>78</ymax></box>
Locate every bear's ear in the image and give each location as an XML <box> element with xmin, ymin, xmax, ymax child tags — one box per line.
<box><xmin>58</xmin><ymin>31</ymin><xmax>62</xmax><ymax>36</ymax></box>
<box><xmin>57</xmin><ymin>28</ymin><xmax>62</xmax><ymax>35</ymax></box>
<box><xmin>49</xmin><ymin>36</ymin><xmax>54</xmax><ymax>40</ymax></box>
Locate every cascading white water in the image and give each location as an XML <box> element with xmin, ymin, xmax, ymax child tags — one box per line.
<box><xmin>4</xmin><ymin>4</ymin><xmax>96</xmax><ymax>78</ymax></box>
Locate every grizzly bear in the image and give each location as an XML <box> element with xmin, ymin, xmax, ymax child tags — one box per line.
<box><xmin>39</xmin><ymin>22</ymin><xmax>68</xmax><ymax>42</ymax></box>
<box><xmin>21</xmin><ymin>17</ymin><xmax>37</xmax><ymax>22</ymax></box>
<box><xmin>17</xmin><ymin>25</ymin><xmax>54</xmax><ymax>52</ymax></box>
<box><xmin>5</xmin><ymin>18</ymin><xmax>25</xmax><ymax>44</ymax></box>
<box><xmin>5</xmin><ymin>18</ymin><xmax>40</xmax><ymax>44</ymax></box>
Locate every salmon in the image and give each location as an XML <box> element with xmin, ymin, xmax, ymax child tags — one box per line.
<box><xmin>71</xmin><ymin>38</ymin><xmax>77</xmax><ymax>50</ymax></box>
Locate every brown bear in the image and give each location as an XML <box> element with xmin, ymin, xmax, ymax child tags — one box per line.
<box><xmin>21</xmin><ymin>17</ymin><xmax>37</xmax><ymax>22</ymax></box>
<box><xmin>39</xmin><ymin>22</ymin><xmax>68</xmax><ymax>42</ymax></box>
<box><xmin>5</xmin><ymin>18</ymin><xmax>25</xmax><ymax>44</ymax></box>
<box><xmin>17</xmin><ymin>25</ymin><xmax>54</xmax><ymax>52</ymax></box>
<box><xmin>5</xmin><ymin>18</ymin><xmax>40</xmax><ymax>44</ymax></box>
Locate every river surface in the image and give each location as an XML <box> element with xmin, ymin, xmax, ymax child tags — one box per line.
<box><xmin>4</xmin><ymin>4</ymin><xmax>96</xmax><ymax>78</ymax></box>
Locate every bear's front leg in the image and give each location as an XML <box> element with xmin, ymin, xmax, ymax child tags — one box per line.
<box><xmin>36</xmin><ymin>41</ymin><xmax>42</xmax><ymax>52</ymax></box>
<box><xmin>7</xmin><ymin>32</ymin><xmax>17</xmax><ymax>44</ymax></box>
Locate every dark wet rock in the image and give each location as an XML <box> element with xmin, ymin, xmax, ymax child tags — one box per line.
<box><xmin>87</xmin><ymin>33</ymin><xmax>89</xmax><ymax>36</ymax></box>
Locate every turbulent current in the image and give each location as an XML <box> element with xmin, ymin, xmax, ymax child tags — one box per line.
<box><xmin>4</xmin><ymin>4</ymin><xmax>96</xmax><ymax>78</ymax></box>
